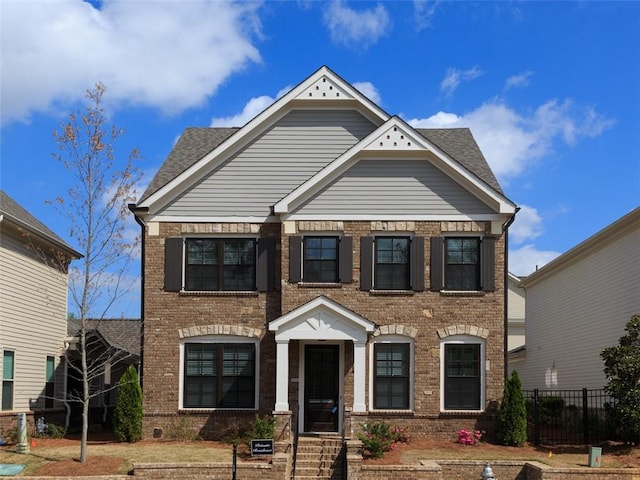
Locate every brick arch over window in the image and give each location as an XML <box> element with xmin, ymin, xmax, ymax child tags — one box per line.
<box><xmin>437</xmin><ymin>325</ymin><xmax>489</xmax><ymax>339</ymax></box>
<box><xmin>372</xmin><ymin>324</ymin><xmax>418</xmax><ymax>338</ymax></box>
<box><xmin>178</xmin><ymin>325</ymin><xmax>262</xmax><ymax>340</ymax></box>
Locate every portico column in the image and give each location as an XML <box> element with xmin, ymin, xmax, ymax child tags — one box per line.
<box><xmin>274</xmin><ymin>340</ymin><xmax>290</xmax><ymax>411</ymax></box>
<box><xmin>353</xmin><ymin>340</ymin><xmax>367</xmax><ymax>412</ymax></box>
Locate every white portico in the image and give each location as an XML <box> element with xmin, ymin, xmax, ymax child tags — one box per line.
<box><xmin>269</xmin><ymin>296</ymin><xmax>376</xmax><ymax>432</ymax></box>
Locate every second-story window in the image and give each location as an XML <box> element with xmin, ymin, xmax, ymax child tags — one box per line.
<box><xmin>374</xmin><ymin>236</ymin><xmax>410</xmax><ymax>290</ymax></box>
<box><xmin>445</xmin><ymin>237</ymin><xmax>480</xmax><ymax>290</ymax></box>
<box><xmin>185</xmin><ymin>238</ymin><xmax>256</xmax><ymax>291</ymax></box>
<box><xmin>303</xmin><ymin>236</ymin><xmax>338</xmax><ymax>283</ymax></box>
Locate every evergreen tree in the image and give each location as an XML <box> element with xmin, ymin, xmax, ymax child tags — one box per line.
<box><xmin>113</xmin><ymin>365</ymin><xmax>143</xmax><ymax>443</ymax></box>
<box><xmin>499</xmin><ymin>370</ymin><xmax>527</xmax><ymax>446</ymax></box>
<box><xmin>601</xmin><ymin>314</ymin><xmax>640</xmax><ymax>444</ymax></box>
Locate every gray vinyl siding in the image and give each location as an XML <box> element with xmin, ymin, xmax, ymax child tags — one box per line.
<box><xmin>0</xmin><ymin>231</ymin><xmax>68</xmax><ymax>411</ymax></box>
<box><xmin>517</xmin><ymin>222</ymin><xmax>640</xmax><ymax>390</ymax></box>
<box><xmin>293</xmin><ymin>159</ymin><xmax>494</xmax><ymax>216</ymax></box>
<box><xmin>162</xmin><ymin>110</ymin><xmax>376</xmax><ymax>217</ymax></box>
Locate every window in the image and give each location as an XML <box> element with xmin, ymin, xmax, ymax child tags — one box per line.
<box><xmin>2</xmin><ymin>351</ymin><xmax>14</xmax><ymax>411</ymax></box>
<box><xmin>45</xmin><ymin>356</ymin><xmax>55</xmax><ymax>409</ymax></box>
<box><xmin>373</xmin><ymin>343</ymin><xmax>410</xmax><ymax>409</ymax></box>
<box><xmin>304</xmin><ymin>236</ymin><xmax>338</xmax><ymax>282</ymax></box>
<box><xmin>185</xmin><ymin>238</ymin><xmax>256</xmax><ymax>291</ymax></box>
<box><xmin>165</xmin><ymin>237</ymin><xmax>275</xmax><ymax>292</ymax></box>
<box><xmin>360</xmin><ymin>236</ymin><xmax>424</xmax><ymax>291</ymax></box>
<box><xmin>443</xmin><ymin>342</ymin><xmax>482</xmax><ymax>410</ymax></box>
<box><xmin>289</xmin><ymin>236</ymin><xmax>352</xmax><ymax>284</ymax></box>
<box><xmin>183</xmin><ymin>343</ymin><xmax>256</xmax><ymax>409</ymax></box>
<box><xmin>430</xmin><ymin>236</ymin><xmax>495</xmax><ymax>292</ymax></box>
<box><xmin>445</xmin><ymin>237</ymin><xmax>480</xmax><ymax>290</ymax></box>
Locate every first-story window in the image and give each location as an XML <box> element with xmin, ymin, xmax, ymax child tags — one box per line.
<box><xmin>373</xmin><ymin>342</ymin><xmax>411</xmax><ymax>410</ymax></box>
<box><xmin>184</xmin><ymin>343</ymin><xmax>256</xmax><ymax>409</ymax></box>
<box><xmin>443</xmin><ymin>341</ymin><xmax>482</xmax><ymax>410</ymax></box>
<box><xmin>185</xmin><ymin>238</ymin><xmax>256</xmax><ymax>291</ymax></box>
<box><xmin>45</xmin><ymin>356</ymin><xmax>55</xmax><ymax>409</ymax></box>
<box><xmin>2</xmin><ymin>350</ymin><xmax>15</xmax><ymax>411</ymax></box>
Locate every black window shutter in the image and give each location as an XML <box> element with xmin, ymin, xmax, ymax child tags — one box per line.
<box><xmin>360</xmin><ymin>237</ymin><xmax>373</xmax><ymax>291</ymax></box>
<box><xmin>257</xmin><ymin>237</ymin><xmax>276</xmax><ymax>292</ymax></box>
<box><xmin>164</xmin><ymin>237</ymin><xmax>183</xmax><ymax>292</ymax></box>
<box><xmin>339</xmin><ymin>236</ymin><xmax>353</xmax><ymax>283</ymax></box>
<box><xmin>410</xmin><ymin>236</ymin><xmax>425</xmax><ymax>292</ymax></box>
<box><xmin>430</xmin><ymin>237</ymin><xmax>444</xmax><ymax>291</ymax></box>
<box><xmin>288</xmin><ymin>236</ymin><xmax>302</xmax><ymax>283</ymax></box>
<box><xmin>481</xmin><ymin>237</ymin><xmax>496</xmax><ymax>292</ymax></box>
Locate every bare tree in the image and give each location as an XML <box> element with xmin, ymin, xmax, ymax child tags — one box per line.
<box><xmin>51</xmin><ymin>83</ymin><xmax>142</xmax><ymax>463</ymax></box>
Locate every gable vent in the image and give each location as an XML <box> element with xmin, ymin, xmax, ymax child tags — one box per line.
<box><xmin>296</xmin><ymin>75</ymin><xmax>353</xmax><ymax>100</ymax></box>
<box><xmin>363</xmin><ymin>125</ymin><xmax>426</xmax><ymax>151</ymax></box>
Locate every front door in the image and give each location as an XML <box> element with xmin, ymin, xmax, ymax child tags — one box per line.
<box><xmin>304</xmin><ymin>344</ymin><xmax>339</xmax><ymax>432</ymax></box>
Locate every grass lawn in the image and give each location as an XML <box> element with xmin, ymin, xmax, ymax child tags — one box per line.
<box><xmin>1</xmin><ymin>436</ymin><xmax>638</xmax><ymax>476</ymax></box>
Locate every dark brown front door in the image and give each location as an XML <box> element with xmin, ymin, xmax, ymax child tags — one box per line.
<box><xmin>304</xmin><ymin>344</ymin><xmax>339</xmax><ymax>432</ymax></box>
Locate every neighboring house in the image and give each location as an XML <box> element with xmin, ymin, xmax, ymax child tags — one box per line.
<box><xmin>0</xmin><ymin>190</ymin><xmax>81</xmax><ymax>430</ymax></box>
<box><xmin>507</xmin><ymin>272</ymin><xmax>526</xmax><ymax>373</ymax></box>
<box><xmin>130</xmin><ymin>66</ymin><xmax>517</xmax><ymax>441</ymax></box>
<box><xmin>514</xmin><ymin>207</ymin><xmax>640</xmax><ymax>391</ymax></box>
<box><xmin>66</xmin><ymin>318</ymin><xmax>141</xmax><ymax>429</ymax></box>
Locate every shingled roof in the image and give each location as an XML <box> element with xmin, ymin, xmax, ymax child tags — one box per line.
<box><xmin>140</xmin><ymin>125</ymin><xmax>503</xmax><ymax>205</ymax></box>
<box><xmin>0</xmin><ymin>189</ymin><xmax>81</xmax><ymax>258</ymax></box>
<box><xmin>68</xmin><ymin>318</ymin><xmax>141</xmax><ymax>357</ymax></box>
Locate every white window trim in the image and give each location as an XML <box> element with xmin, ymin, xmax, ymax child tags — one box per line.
<box><xmin>2</xmin><ymin>349</ymin><xmax>16</xmax><ymax>412</ymax></box>
<box><xmin>178</xmin><ymin>335</ymin><xmax>260</xmax><ymax>411</ymax></box>
<box><xmin>440</xmin><ymin>335</ymin><xmax>485</xmax><ymax>412</ymax></box>
<box><xmin>369</xmin><ymin>335</ymin><xmax>414</xmax><ymax>411</ymax></box>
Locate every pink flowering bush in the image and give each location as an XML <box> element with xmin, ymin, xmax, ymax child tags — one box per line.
<box><xmin>457</xmin><ymin>429</ymin><xmax>483</xmax><ymax>445</ymax></box>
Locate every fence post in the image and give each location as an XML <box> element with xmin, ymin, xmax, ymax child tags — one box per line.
<box><xmin>533</xmin><ymin>388</ymin><xmax>540</xmax><ymax>446</ymax></box>
<box><xmin>582</xmin><ymin>388</ymin><xmax>589</xmax><ymax>445</ymax></box>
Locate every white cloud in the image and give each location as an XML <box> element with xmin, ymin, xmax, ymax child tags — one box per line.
<box><xmin>440</xmin><ymin>66</ymin><xmax>483</xmax><ymax>97</ymax></box>
<box><xmin>505</xmin><ymin>71</ymin><xmax>533</xmax><ymax>90</ymax></box>
<box><xmin>406</xmin><ymin>99</ymin><xmax>613</xmax><ymax>183</ymax></box>
<box><xmin>0</xmin><ymin>0</ymin><xmax>263</xmax><ymax>125</ymax></box>
<box><xmin>412</xmin><ymin>0</ymin><xmax>439</xmax><ymax>31</ymax></box>
<box><xmin>353</xmin><ymin>82</ymin><xmax>382</xmax><ymax>105</ymax></box>
<box><xmin>210</xmin><ymin>86</ymin><xmax>291</xmax><ymax>127</ymax></box>
<box><xmin>323</xmin><ymin>0</ymin><xmax>391</xmax><ymax>49</ymax></box>
<box><xmin>510</xmin><ymin>205</ymin><xmax>543</xmax><ymax>245</ymax></box>
<box><xmin>509</xmin><ymin>244</ymin><xmax>561</xmax><ymax>277</ymax></box>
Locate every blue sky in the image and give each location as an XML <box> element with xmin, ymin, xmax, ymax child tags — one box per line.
<box><xmin>1</xmin><ymin>1</ymin><xmax>639</xmax><ymax>318</ymax></box>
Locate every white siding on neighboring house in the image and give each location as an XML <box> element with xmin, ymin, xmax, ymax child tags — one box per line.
<box><xmin>0</xmin><ymin>231</ymin><xmax>68</xmax><ymax>411</ymax></box>
<box><xmin>293</xmin><ymin>159</ymin><xmax>495</xmax><ymax>216</ymax></box>
<box><xmin>507</xmin><ymin>273</ymin><xmax>526</xmax><ymax>353</ymax></box>
<box><xmin>162</xmin><ymin>109</ymin><xmax>376</xmax><ymax>218</ymax></box>
<box><xmin>517</xmin><ymin>209</ymin><xmax>640</xmax><ymax>390</ymax></box>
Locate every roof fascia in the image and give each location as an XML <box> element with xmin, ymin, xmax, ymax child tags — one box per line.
<box><xmin>136</xmin><ymin>66</ymin><xmax>390</xmax><ymax>213</ymax></box>
<box><xmin>520</xmin><ymin>207</ymin><xmax>639</xmax><ymax>288</ymax></box>
<box><xmin>273</xmin><ymin>116</ymin><xmax>516</xmax><ymax>215</ymax></box>
<box><xmin>0</xmin><ymin>213</ymin><xmax>82</xmax><ymax>259</ymax></box>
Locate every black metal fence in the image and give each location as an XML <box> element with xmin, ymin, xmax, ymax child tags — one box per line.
<box><xmin>523</xmin><ymin>389</ymin><xmax>613</xmax><ymax>446</ymax></box>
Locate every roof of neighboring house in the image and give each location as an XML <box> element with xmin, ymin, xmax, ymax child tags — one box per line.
<box><xmin>0</xmin><ymin>189</ymin><xmax>81</xmax><ymax>258</ymax></box>
<box><xmin>140</xmin><ymin>126</ymin><xmax>503</xmax><ymax>204</ymax></box>
<box><xmin>68</xmin><ymin>318</ymin><xmax>141</xmax><ymax>357</ymax></box>
<box><xmin>520</xmin><ymin>207</ymin><xmax>640</xmax><ymax>288</ymax></box>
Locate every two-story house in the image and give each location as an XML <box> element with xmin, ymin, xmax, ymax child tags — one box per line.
<box><xmin>130</xmin><ymin>66</ymin><xmax>517</xmax><ymax>441</ymax></box>
<box><xmin>0</xmin><ymin>190</ymin><xmax>81</xmax><ymax>431</ymax></box>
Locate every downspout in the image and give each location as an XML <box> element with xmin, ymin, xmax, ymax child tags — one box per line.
<box><xmin>129</xmin><ymin>204</ymin><xmax>146</xmax><ymax>389</ymax></box>
<box><xmin>502</xmin><ymin>207</ymin><xmax>520</xmax><ymax>382</ymax></box>
<box><xmin>63</xmin><ymin>356</ymin><xmax>71</xmax><ymax>429</ymax></box>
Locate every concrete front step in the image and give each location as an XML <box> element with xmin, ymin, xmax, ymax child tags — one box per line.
<box><xmin>294</xmin><ymin>437</ymin><xmax>344</xmax><ymax>480</ymax></box>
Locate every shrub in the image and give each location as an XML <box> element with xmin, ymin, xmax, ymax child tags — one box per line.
<box><xmin>358</xmin><ymin>422</ymin><xmax>409</xmax><ymax>458</ymax></box>
<box><xmin>457</xmin><ymin>429</ymin><xmax>482</xmax><ymax>445</ymax></box>
<box><xmin>499</xmin><ymin>370</ymin><xmax>527</xmax><ymax>446</ymax></box>
<box><xmin>246</xmin><ymin>414</ymin><xmax>276</xmax><ymax>445</ymax></box>
<box><xmin>166</xmin><ymin>416</ymin><xmax>200</xmax><ymax>441</ymax></box>
<box><xmin>45</xmin><ymin>423</ymin><xmax>66</xmax><ymax>438</ymax></box>
<box><xmin>112</xmin><ymin>365</ymin><xmax>143</xmax><ymax>443</ymax></box>
<box><xmin>601</xmin><ymin>314</ymin><xmax>640</xmax><ymax>444</ymax></box>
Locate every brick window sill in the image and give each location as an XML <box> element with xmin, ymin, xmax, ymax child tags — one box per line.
<box><xmin>439</xmin><ymin>290</ymin><xmax>486</xmax><ymax>297</ymax></box>
<box><xmin>179</xmin><ymin>290</ymin><xmax>259</xmax><ymax>297</ymax></box>
<box><xmin>369</xmin><ymin>290</ymin><xmax>415</xmax><ymax>296</ymax></box>
<box><xmin>297</xmin><ymin>282</ymin><xmax>342</xmax><ymax>288</ymax></box>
